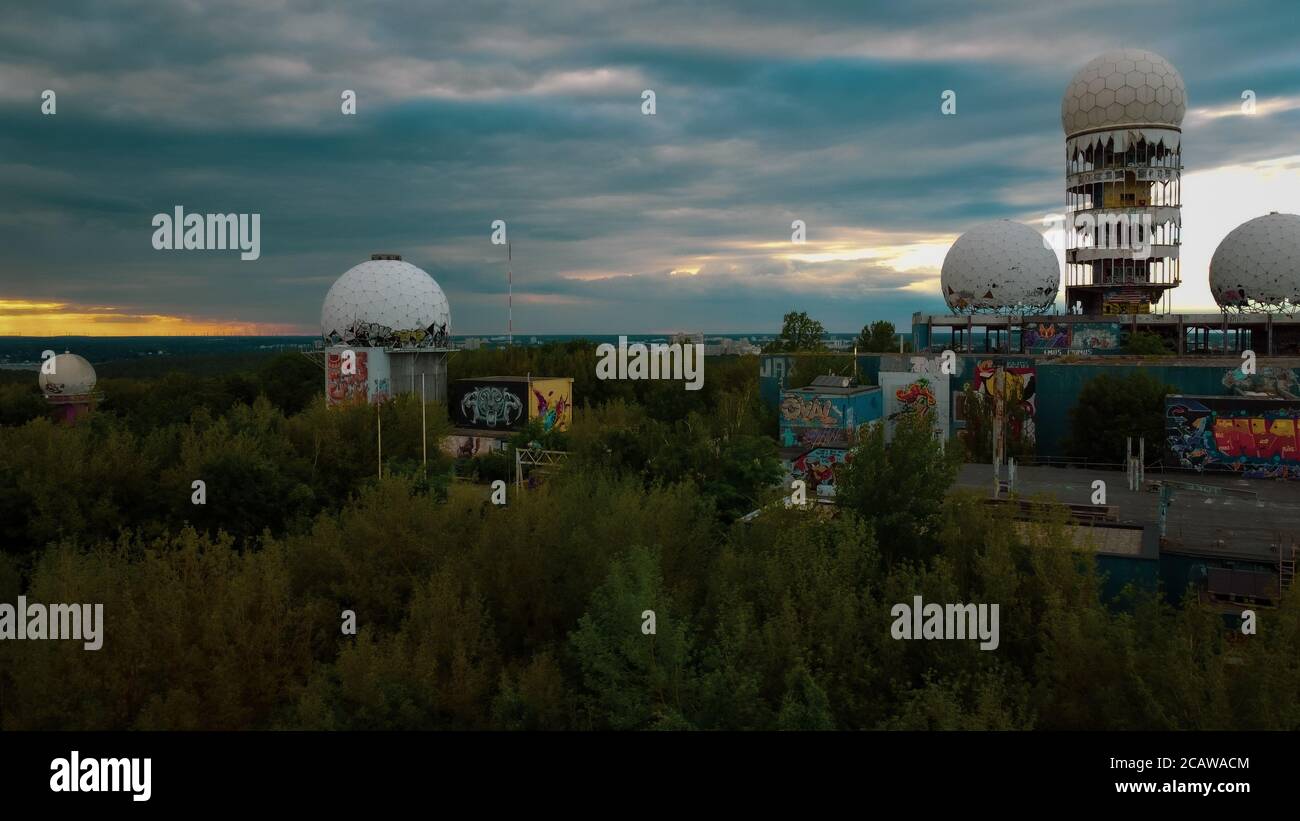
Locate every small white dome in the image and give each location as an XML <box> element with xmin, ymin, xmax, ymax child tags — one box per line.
<box><xmin>941</xmin><ymin>220</ymin><xmax>1060</xmax><ymax>313</ymax></box>
<box><xmin>1210</xmin><ymin>213</ymin><xmax>1300</xmax><ymax>312</ymax></box>
<box><xmin>1062</xmin><ymin>49</ymin><xmax>1185</xmax><ymax>136</ymax></box>
<box><xmin>39</xmin><ymin>352</ymin><xmax>97</xmax><ymax>397</ymax></box>
<box><xmin>321</xmin><ymin>255</ymin><xmax>451</xmax><ymax>348</ymax></box>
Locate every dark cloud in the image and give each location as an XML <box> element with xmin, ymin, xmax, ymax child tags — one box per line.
<box><xmin>1</xmin><ymin>0</ymin><xmax>1298</xmax><ymax>333</ymax></box>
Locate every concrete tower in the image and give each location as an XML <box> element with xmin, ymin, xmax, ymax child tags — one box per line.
<box><xmin>1062</xmin><ymin>50</ymin><xmax>1185</xmax><ymax>316</ymax></box>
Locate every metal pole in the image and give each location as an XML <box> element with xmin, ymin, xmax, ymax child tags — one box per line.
<box><xmin>1126</xmin><ymin>436</ymin><xmax>1132</xmax><ymax>490</ymax></box>
<box><xmin>508</xmin><ymin>242</ymin><xmax>513</xmax><ymax>347</ymax></box>
<box><xmin>377</xmin><ymin>400</ymin><xmax>382</xmax><ymax>480</ymax></box>
<box><xmin>421</xmin><ymin>372</ymin><xmax>427</xmax><ymax>467</ymax></box>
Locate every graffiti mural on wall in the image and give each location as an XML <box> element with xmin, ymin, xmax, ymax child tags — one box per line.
<box><xmin>890</xmin><ymin>379</ymin><xmax>937</xmax><ymax>418</ymax></box>
<box><xmin>788</xmin><ymin>447</ymin><xmax>852</xmax><ymax>489</ymax></box>
<box><xmin>760</xmin><ymin>356</ymin><xmax>795</xmax><ymax>383</ymax></box>
<box><xmin>1025</xmin><ymin>323</ymin><xmax>1070</xmax><ymax>350</ymax></box>
<box><xmin>1025</xmin><ymin>322</ymin><xmax>1121</xmax><ymax>354</ymax></box>
<box><xmin>966</xmin><ymin>359</ymin><xmax>1036</xmax><ymax>440</ymax></box>
<box><xmin>460</xmin><ymin>386</ymin><xmax>524</xmax><ymax>428</ymax></box>
<box><xmin>880</xmin><ymin>371</ymin><xmax>950</xmax><ymax>442</ymax></box>
<box><xmin>1073</xmin><ymin>323</ymin><xmax>1121</xmax><ymax>351</ymax></box>
<box><xmin>780</xmin><ymin>394</ymin><xmax>843</xmax><ymax>427</ymax></box>
<box><xmin>326</xmin><ymin>350</ymin><xmax>369</xmax><ymax>405</ymax></box>
<box><xmin>324</xmin><ymin>320</ymin><xmax>450</xmax><ymax>349</ymax></box>
<box><xmin>1222</xmin><ymin>366</ymin><xmax>1300</xmax><ymax>400</ymax></box>
<box><xmin>532</xmin><ymin>388</ymin><xmax>571</xmax><ymax>433</ymax></box>
<box><xmin>783</xmin><ymin>425</ymin><xmax>855</xmax><ymax>449</ymax></box>
<box><xmin>1165</xmin><ymin>396</ymin><xmax>1300</xmax><ymax>479</ymax></box>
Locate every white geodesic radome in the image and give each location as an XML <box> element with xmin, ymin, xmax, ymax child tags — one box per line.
<box><xmin>39</xmin><ymin>352</ymin><xmax>97</xmax><ymax>399</ymax></box>
<box><xmin>941</xmin><ymin>220</ymin><xmax>1060</xmax><ymax>314</ymax></box>
<box><xmin>1061</xmin><ymin>49</ymin><xmax>1186</xmax><ymax>138</ymax></box>
<box><xmin>1210</xmin><ymin>213</ymin><xmax>1300</xmax><ymax>314</ymax></box>
<box><xmin>321</xmin><ymin>255</ymin><xmax>451</xmax><ymax>348</ymax></box>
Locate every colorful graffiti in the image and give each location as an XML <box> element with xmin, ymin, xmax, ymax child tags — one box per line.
<box><xmin>326</xmin><ymin>350</ymin><xmax>369</xmax><ymax>405</ymax></box>
<box><xmin>1025</xmin><ymin>323</ymin><xmax>1070</xmax><ymax>350</ymax></box>
<box><xmin>1024</xmin><ymin>322</ymin><xmax>1120</xmax><ymax>354</ymax></box>
<box><xmin>958</xmin><ymin>359</ymin><xmax>1037</xmax><ymax>441</ymax></box>
<box><xmin>891</xmin><ymin>379</ymin><xmax>937</xmax><ymax>418</ymax></box>
<box><xmin>783</xmin><ymin>426</ymin><xmax>851</xmax><ymax>449</ymax></box>
<box><xmin>1165</xmin><ymin>396</ymin><xmax>1300</xmax><ymax>479</ymax></box>
<box><xmin>1222</xmin><ymin>365</ymin><xmax>1300</xmax><ymax>400</ymax></box>
<box><xmin>1073</xmin><ymin>322</ymin><xmax>1121</xmax><ymax>351</ymax></box>
<box><xmin>789</xmin><ymin>447</ymin><xmax>852</xmax><ymax>489</ymax></box>
<box><xmin>777</xmin><ymin>387</ymin><xmax>880</xmax><ymax>449</ymax></box>
<box><xmin>532</xmin><ymin>387</ymin><xmax>571</xmax><ymax>433</ymax></box>
<box><xmin>880</xmin><ymin>370</ymin><xmax>950</xmax><ymax>442</ymax></box>
<box><xmin>460</xmin><ymin>386</ymin><xmax>524</xmax><ymax>428</ymax></box>
<box><xmin>780</xmin><ymin>395</ymin><xmax>843</xmax><ymax>427</ymax></box>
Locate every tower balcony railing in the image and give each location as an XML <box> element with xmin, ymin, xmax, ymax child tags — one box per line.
<box><xmin>1066</xmin><ymin>245</ymin><xmax>1180</xmax><ymax>263</ymax></box>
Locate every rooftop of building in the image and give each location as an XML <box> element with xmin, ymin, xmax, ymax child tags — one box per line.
<box><xmin>953</xmin><ymin>464</ymin><xmax>1300</xmax><ymax>565</ymax></box>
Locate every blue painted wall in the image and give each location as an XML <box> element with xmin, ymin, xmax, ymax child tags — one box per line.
<box><xmin>778</xmin><ymin>386</ymin><xmax>882</xmax><ymax>449</ymax></box>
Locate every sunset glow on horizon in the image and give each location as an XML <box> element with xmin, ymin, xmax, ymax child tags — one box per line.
<box><xmin>0</xmin><ymin>299</ymin><xmax>308</xmax><ymax>337</ymax></box>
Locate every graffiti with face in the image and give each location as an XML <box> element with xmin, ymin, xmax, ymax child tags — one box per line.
<box><xmin>461</xmin><ymin>386</ymin><xmax>524</xmax><ymax>428</ymax></box>
<box><xmin>890</xmin><ymin>378</ymin><xmax>937</xmax><ymax>420</ymax></box>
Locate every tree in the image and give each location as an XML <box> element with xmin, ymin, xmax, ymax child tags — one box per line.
<box><xmin>836</xmin><ymin>413</ymin><xmax>962</xmax><ymax>565</ymax></box>
<box><xmin>856</xmin><ymin>320</ymin><xmax>898</xmax><ymax>353</ymax></box>
<box><xmin>768</xmin><ymin>311</ymin><xmax>825</xmax><ymax>352</ymax></box>
<box><xmin>957</xmin><ymin>385</ymin><xmax>1035</xmax><ymax>463</ymax></box>
<box><xmin>1065</xmin><ymin>370</ymin><xmax>1174</xmax><ymax>464</ymax></box>
<box><xmin>1124</xmin><ymin>330</ymin><xmax>1174</xmax><ymax>356</ymax></box>
<box><xmin>569</xmin><ymin>546</ymin><xmax>696</xmax><ymax>729</ymax></box>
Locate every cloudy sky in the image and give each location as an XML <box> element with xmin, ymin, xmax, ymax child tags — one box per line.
<box><xmin>3</xmin><ymin>0</ymin><xmax>1300</xmax><ymax>336</ymax></box>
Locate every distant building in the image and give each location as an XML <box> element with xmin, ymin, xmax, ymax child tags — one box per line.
<box><xmin>703</xmin><ymin>337</ymin><xmax>761</xmax><ymax>356</ymax></box>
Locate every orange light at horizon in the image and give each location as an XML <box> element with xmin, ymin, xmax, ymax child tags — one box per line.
<box><xmin>0</xmin><ymin>298</ymin><xmax>309</xmax><ymax>337</ymax></box>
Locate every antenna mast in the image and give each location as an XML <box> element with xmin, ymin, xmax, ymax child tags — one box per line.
<box><xmin>508</xmin><ymin>242</ymin><xmax>513</xmax><ymax>347</ymax></box>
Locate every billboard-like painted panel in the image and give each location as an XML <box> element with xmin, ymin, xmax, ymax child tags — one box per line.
<box><xmin>529</xmin><ymin>377</ymin><xmax>573</xmax><ymax>432</ymax></box>
<box><xmin>326</xmin><ymin>347</ymin><xmax>391</xmax><ymax>406</ymax></box>
<box><xmin>452</xmin><ymin>379</ymin><xmax>528</xmax><ymax>430</ymax></box>
<box><xmin>880</xmin><ymin>370</ymin><xmax>950</xmax><ymax>443</ymax></box>
<box><xmin>1165</xmin><ymin>396</ymin><xmax>1300</xmax><ymax>479</ymax></box>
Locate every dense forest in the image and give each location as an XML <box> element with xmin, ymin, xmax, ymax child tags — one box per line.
<box><xmin>0</xmin><ymin>344</ymin><xmax>1297</xmax><ymax>730</ymax></box>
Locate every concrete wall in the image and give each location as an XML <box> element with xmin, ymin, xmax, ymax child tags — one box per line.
<box><xmin>1033</xmin><ymin>361</ymin><xmax>1237</xmax><ymax>457</ymax></box>
<box><xmin>761</xmin><ymin>352</ymin><xmax>1300</xmax><ymax>459</ymax></box>
<box><xmin>387</xmin><ymin>351</ymin><xmax>449</xmax><ymax>402</ymax></box>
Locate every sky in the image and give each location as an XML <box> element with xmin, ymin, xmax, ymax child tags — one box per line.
<box><xmin>3</xmin><ymin>0</ymin><xmax>1300</xmax><ymax>337</ymax></box>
